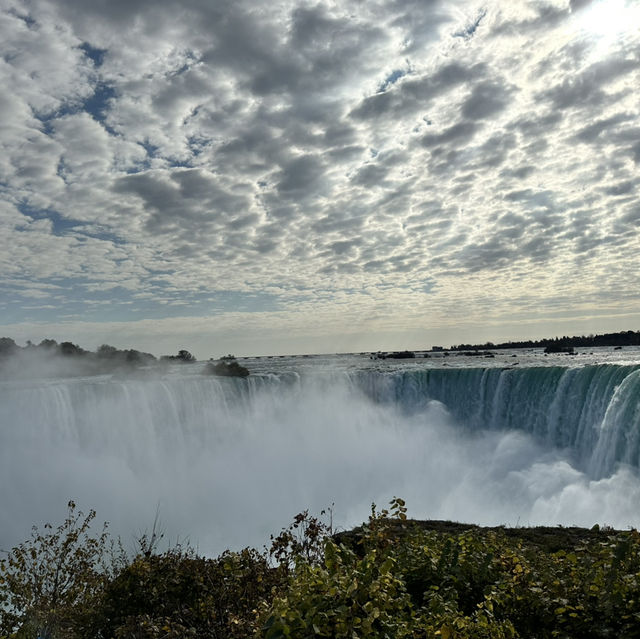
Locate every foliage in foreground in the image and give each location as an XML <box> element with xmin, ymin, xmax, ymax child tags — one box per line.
<box><xmin>0</xmin><ymin>502</ymin><xmax>116</xmax><ymax>639</ymax></box>
<box><xmin>2</xmin><ymin>500</ymin><xmax>640</xmax><ymax>638</ymax></box>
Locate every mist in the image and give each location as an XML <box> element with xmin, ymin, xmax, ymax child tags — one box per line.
<box><xmin>2</xmin><ymin>367</ymin><xmax>639</xmax><ymax>556</ymax></box>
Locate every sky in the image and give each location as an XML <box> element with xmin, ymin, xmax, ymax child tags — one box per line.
<box><xmin>1</xmin><ymin>0</ymin><xmax>639</xmax><ymax>358</ymax></box>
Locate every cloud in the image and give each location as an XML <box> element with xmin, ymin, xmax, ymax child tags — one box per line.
<box><xmin>539</xmin><ymin>55</ymin><xmax>638</xmax><ymax>111</ymax></box>
<box><xmin>276</xmin><ymin>154</ymin><xmax>327</xmax><ymax>199</ymax></box>
<box><xmin>461</xmin><ymin>80</ymin><xmax>513</xmax><ymax>120</ymax></box>
<box><xmin>1</xmin><ymin>0</ymin><xmax>640</xmax><ymax>350</ymax></box>
<box><xmin>350</xmin><ymin>61</ymin><xmax>483</xmax><ymax>121</ymax></box>
<box><xmin>420</xmin><ymin>121</ymin><xmax>478</xmax><ymax>148</ymax></box>
<box><xmin>573</xmin><ymin>113</ymin><xmax>634</xmax><ymax>143</ymax></box>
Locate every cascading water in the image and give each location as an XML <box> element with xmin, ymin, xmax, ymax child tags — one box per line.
<box><xmin>1</xmin><ymin>358</ymin><xmax>640</xmax><ymax>556</ymax></box>
<box><xmin>353</xmin><ymin>364</ymin><xmax>640</xmax><ymax>477</ymax></box>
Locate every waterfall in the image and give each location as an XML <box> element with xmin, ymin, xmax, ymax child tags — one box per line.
<box><xmin>351</xmin><ymin>364</ymin><xmax>640</xmax><ymax>476</ymax></box>
<box><xmin>1</xmin><ymin>362</ymin><xmax>639</xmax><ymax>555</ymax></box>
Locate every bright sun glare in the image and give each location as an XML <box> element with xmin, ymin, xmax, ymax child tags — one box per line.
<box><xmin>577</xmin><ymin>0</ymin><xmax>640</xmax><ymax>44</ymax></box>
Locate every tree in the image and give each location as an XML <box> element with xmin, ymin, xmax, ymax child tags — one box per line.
<box><xmin>0</xmin><ymin>337</ymin><xmax>18</xmax><ymax>356</ymax></box>
<box><xmin>97</xmin><ymin>344</ymin><xmax>118</xmax><ymax>358</ymax></box>
<box><xmin>204</xmin><ymin>360</ymin><xmax>250</xmax><ymax>377</ymax></box>
<box><xmin>59</xmin><ymin>342</ymin><xmax>85</xmax><ymax>357</ymax></box>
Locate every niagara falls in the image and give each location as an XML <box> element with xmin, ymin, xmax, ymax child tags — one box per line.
<box><xmin>3</xmin><ymin>0</ymin><xmax>640</xmax><ymax>633</ymax></box>
<box><xmin>2</xmin><ymin>347</ymin><xmax>640</xmax><ymax>557</ymax></box>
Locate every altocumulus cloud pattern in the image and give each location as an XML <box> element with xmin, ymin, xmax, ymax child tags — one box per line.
<box><xmin>1</xmin><ymin>0</ymin><xmax>639</xmax><ymax>355</ymax></box>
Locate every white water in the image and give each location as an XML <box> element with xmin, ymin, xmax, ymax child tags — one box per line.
<box><xmin>1</xmin><ymin>349</ymin><xmax>640</xmax><ymax>556</ymax></box>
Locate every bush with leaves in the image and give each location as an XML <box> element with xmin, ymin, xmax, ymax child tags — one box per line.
<box><xmin>268</xmin><ymin>509</ymin><xmax>333</xmax><ymax>569</ymax></box>
<box><xmin>94</xmin><ymin>546</ymin><xmax>285</xmax><ymax>639</ymax></box>
<box><xmin>0</xmin><ymin>501</ymin><xmax>115</xmax><ymax>639</ymax></box>
<box><xmin>4</xmin><ymin>498</ymin><xmax>640</xmax><ymax>639</ymax></box>
<box><xmin>336</xmin><ymin>505</ymin><xmax>640</xmax><ymax>639</ymax></box>
<box><xmin>263</xmin><ymin>538</ymin><xmax>416</xmax><ymax>638</ymax></box>
<box><xmin>262</xmin><ymin>499</ymin><xmax>517</xmax><ymax>639</ymax></box>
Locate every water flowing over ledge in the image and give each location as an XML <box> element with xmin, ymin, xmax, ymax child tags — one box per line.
<box><xmin>352</xmin><ymin>364</ymin><xmax>640</xmax><ymax>477</ymax></box>
<box><xmin>1</xmin><ymin>360</ymin><xmax>639</xmax><ymax>555</ymax></box>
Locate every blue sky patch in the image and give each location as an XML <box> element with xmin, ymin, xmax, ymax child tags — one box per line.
<box><xmin>377</xmin><ymin>69</ymin><xmax>407</xmax><ymax>93</ymax></box>
<box><xmin>79</xmin><ymin>42</ymin><xmax>108</xmax><ymax>67</ymax></box>
<box><xmin>82</xmin><ymin>83</ymin><xmax>117</xmax><ymax>122</ymax></box>
<box><xmin>18</xmin><ymin>203</ymin><xmax>80</xmax><ymax>236</ymax></box>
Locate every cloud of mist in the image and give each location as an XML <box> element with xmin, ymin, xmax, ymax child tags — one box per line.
<box><xmin>0</xmin><ymin>347</ymin><xmax>94</xmax><ymax>380</ymax></box>
<box><xmin>0</xmin><ymin>340</ymin><xmax>161</xmax><ymax>381</ymax></box>
<box><xmin>1</xmin><ymin>371</ymin><xmax>639</xmax><ymax>556</ymax></box>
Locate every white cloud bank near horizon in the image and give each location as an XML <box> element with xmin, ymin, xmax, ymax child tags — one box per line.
<box><xmin>1</xmin><ymin>0</ymin><xmax>639</xmax><ymax>356</ymax></box>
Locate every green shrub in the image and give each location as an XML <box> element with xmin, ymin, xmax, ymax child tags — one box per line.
<box><xmin>263</xmin><ymin>538</ymin><xmax>416</xmax><ymax>638</ymax></box>
<box><xmin>262</xmin><ymin>499</ymin><xmax>516</xmax><ymax>639</ymax></box>
<box><xmin>94</xmin><ymin>547</ymin><xmax>284</xmax><ymax>639</ymax></box>
<box><xmin>0</xmin><ymin>502</ymin><xmax>113</xmax><ymax>639</ymax></box>
<box><xmin>3</xmin><ymin>499</ymin><xmax>640</xmax><ymax>639</ymax></box>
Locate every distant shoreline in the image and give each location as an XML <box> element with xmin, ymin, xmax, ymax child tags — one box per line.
<box><xmin>448</xmin><ymin>329</ymin><xmax>640</xmax><ymax>352</ymax></box>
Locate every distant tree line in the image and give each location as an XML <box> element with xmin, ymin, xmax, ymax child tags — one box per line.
<box><xmin>0</xmin><ymin>338</ymin><xmax>200</xmax><ymax>376</ymax></box>
<box><xmin>0</xmin><ymin>337</ymin><xmax>257</xmax><ymax>379</ymax></box>
<box><xmin>159</xmin><ymin>349</ymin><xmax>195</xmax><ymax>362</ymax></box>
<box><xmin>450</xmin><ymin>329</ymin><xmax>640</xmax><ymax>351</ymax></box>
<box><xmin>0</xmin><ymin>337</ymin><xmax>159</xmax><ymax>364</ymax></box>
